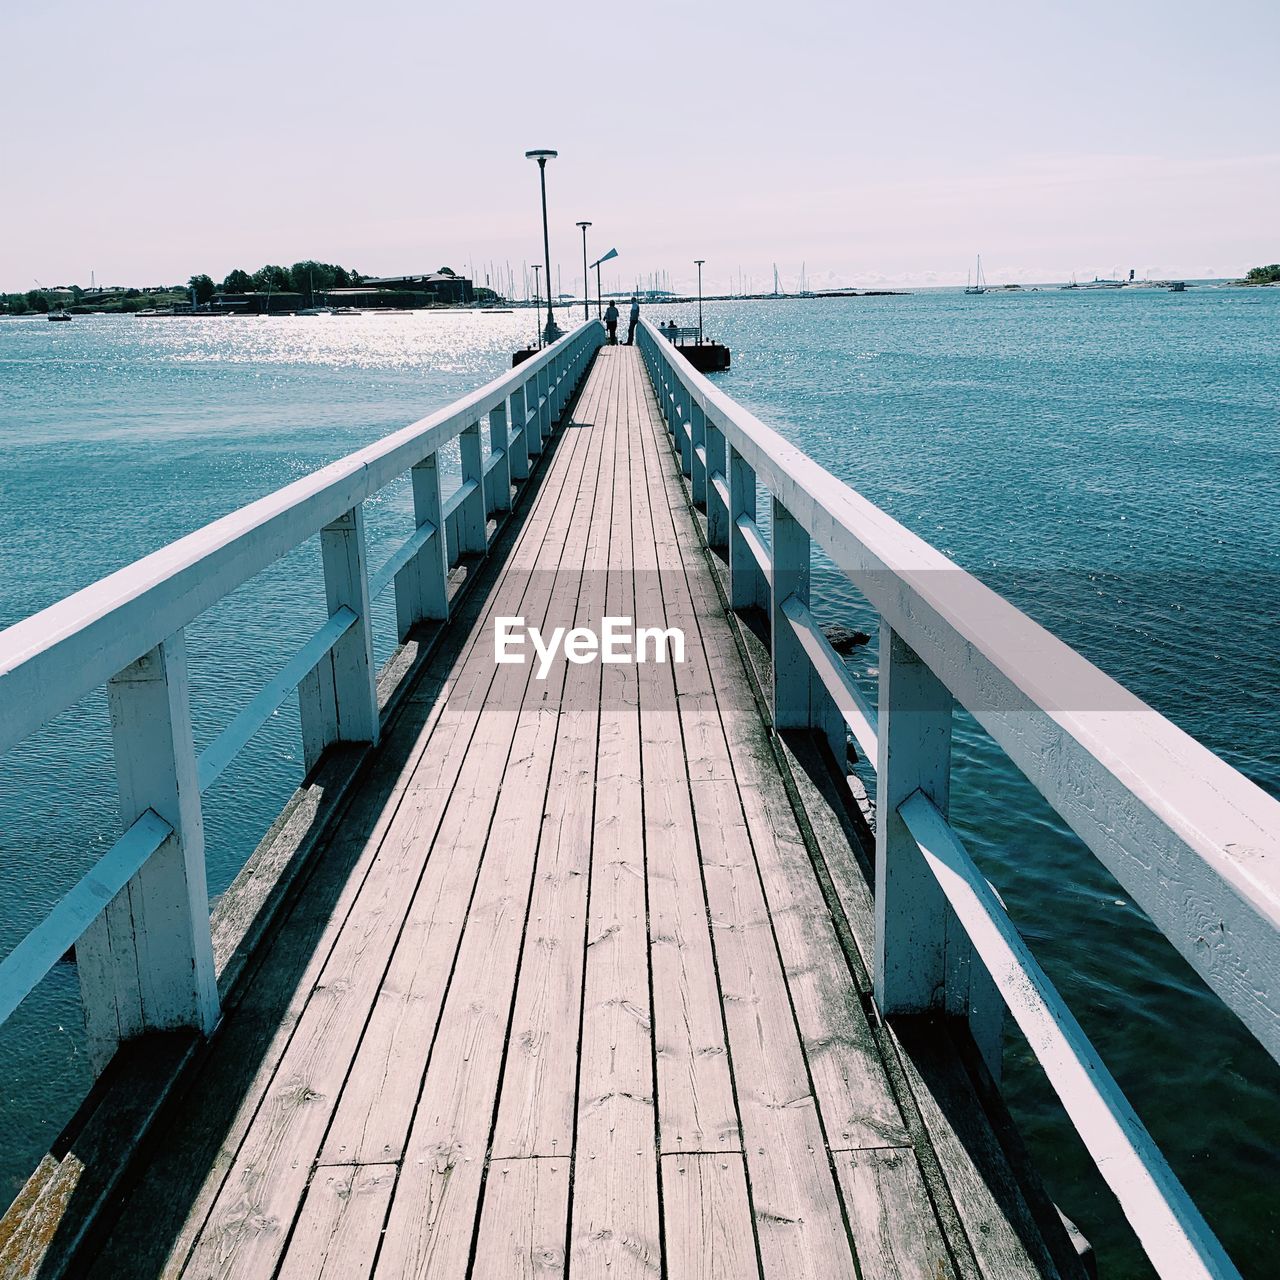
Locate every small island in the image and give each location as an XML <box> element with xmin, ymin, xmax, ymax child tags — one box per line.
<box><xmin>1240</xmin><ymin>263</ymin><xmax>1280</xmax><ymax>285</ymax></box>
<box><xmin>0</xmin><ymin>261</ymin><xmax>503</xmax><ymax>316</ymax></box>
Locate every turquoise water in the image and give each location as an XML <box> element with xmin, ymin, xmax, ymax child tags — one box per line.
<box><xmin>2</xmin><ymin>294</ymin><xmax>1277</xmax><ymax>1276</ymax></box>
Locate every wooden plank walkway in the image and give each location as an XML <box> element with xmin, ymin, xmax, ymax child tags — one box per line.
<box><xmin>76</xmin><ymin>347</ymin><xmax>1076</xmax><ymax>1279</ymax></box>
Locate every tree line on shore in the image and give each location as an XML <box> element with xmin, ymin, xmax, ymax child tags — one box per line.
<box><xmin>2</xmin><ymin>260</ymin><xmax>364</xmax><ymax>314</ymax></box>
<box><xmin>187</xmin><ymin>261</ymin><xmax>365</xmax><ymax>305</ymax></box>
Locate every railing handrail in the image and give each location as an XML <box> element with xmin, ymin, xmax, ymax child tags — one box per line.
<box><xmin>0</xmin><ymin>324</ymin><xmax>597</xmax><ymax>756</ymax></box>
<box><xmin>638</xmin><ymin>316</ymin><xmax>1280</xmax><ymax>1064</ymax></box>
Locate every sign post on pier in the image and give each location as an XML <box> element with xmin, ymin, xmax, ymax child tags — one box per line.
<box><xmin>524</xmin><ymin>149</ymin><xmax>562</xmax><ymax>344</ymax></box>
<box><xmin>591</xmin><ymin>247</ymin><xmax>618</xmax><ymax>322</ymax></box>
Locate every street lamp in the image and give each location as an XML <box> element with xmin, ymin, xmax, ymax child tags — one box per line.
<box><xmin>694</xmin><ymin>259</ymin><xmax>705</xmax><ymax>344</ymax></box>
<box><xmin>591</xmin><ymin>247</ymin><xmax>619</xmax><ymax>321</ymax></box>
<box><xmin>576</xmin><ymin>221</ymin><xmax>592</xmax><ymax>321</ymax></box>
<box><xmin>525</xmin><ymin>149</ymin><xmax>561</xmax><ymax>344</ymax></box>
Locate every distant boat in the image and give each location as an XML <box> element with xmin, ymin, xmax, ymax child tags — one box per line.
<box><xmin>47</xmin><ymin>309</ymin><xmax>71</xmax><ymax>322</ymax></box>
<box><xmin>964</xmin><ymin>255</ymin><xmax>987</xmax><ymax>295</ymax></box>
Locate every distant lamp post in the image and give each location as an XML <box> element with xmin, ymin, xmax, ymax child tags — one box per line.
<box><xmin>694</xmin><ymin>259</ymin><xmax>705</xmax><ymax>343</ymax></box>
<box><xmin>591</xmin><ymin>247</ymin><xmax>619</xmax><ymax>322</ymax></box>
<box><xmin>531</xmin><ymin>264</ymin><xmax>542</xmax><ymax>347</ymax></box>
<box><xmin>525</xmin><ymin>149</ymin><xmax>561</xmax><ymax>343</ymax></box>
<box><xmin>576</xmin><ymin>221</ymin><xmax>592</xmax><ymax>321</ymax></box>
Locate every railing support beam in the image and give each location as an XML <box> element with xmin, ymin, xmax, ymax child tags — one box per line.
<box><xmin>488</xmin><ymin>400</ymin><xmax>512</xmax><ymax>514</ymax></box>
<box><xmin>873</xmin><ymin>623</ymin><xmax>1002</xmax><ymax>1074</ymax></box>
<box><xmin>300</xmin><ymin>505</ymin><xmax>379</xmax><ymax>771</ymax></box>
<box><xmin>457</xmin><ymin>421</ymin><xmax>488</xmax><ymax>555</ymax></box>
<box><xmin>395</xmin><ymin>451</ymin><xmax>449</xmax><ymax>640</ymax></box>
<box><xmin>706</xmin><ymin>423</ymin><xmax>729</xmax><ymax>548</ymax></box>
<box><xmin>771</xmin><ymin>497</ymin><xmax>843</xmax><ymax>758</ymax></box>
<box><xmin>690</xmin><ymin>399</ymin><xmax>707</xmax><ymax>508</ymax></box>
<box><xmin>875</xmin><ymin>624</ymin><xmax>952</xmax><ymax>1016</ymax></box>
<box><xmin>77</xmin><ymin>630</ymin><xmax>218</xmax><ymax>1071</ymax></box>
<box><xmin>508</xmin><ymin>384</ymin><xmax>531</xmax><ymax>481</ymax></box>
<box><xmin>728</xmin><ymin>446</ymin><xmax>767</xmax><ymax>613</ymax></box>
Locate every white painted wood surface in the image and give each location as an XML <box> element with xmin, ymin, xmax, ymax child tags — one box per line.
<box><xmin>77</xmin><ymin>633</ymin><xmax>219</xmax><ymax>1068</ymax></box>
<box><xmin>900</xmin><ymin>789</ymin><xmax>1242</xmax><ymax>1280</ymax></box>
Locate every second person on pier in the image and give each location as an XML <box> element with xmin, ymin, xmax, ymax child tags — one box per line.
<box><xmin>604</xmin><ymin>300</ymin><xmax>619</xmax><ymax>344</ymax></box>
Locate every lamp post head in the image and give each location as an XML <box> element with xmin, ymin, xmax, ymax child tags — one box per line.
<box><xmin>525</xmin><ymin>149</ymin><xmax>558</xmax><ymax>165</ymax></box>
<box><xmin>577</xmin><ymin>220</ymin><xmax>592</xmax><ymax>229</ymax></box>
<box><xmin>695</xmin><ymin>259</ymin><xmax>705</xmax><ymax>266</ymax></box>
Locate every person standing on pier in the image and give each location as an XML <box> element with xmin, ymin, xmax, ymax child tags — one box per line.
<box><xmin>604</xmin><ymin>300</ymin><xmax>619</xmax><ymax>344</ymax></box>
<box><xmin>626</xmin><ymin>295</ymin><xmax>640</xmax><ymax>344</ymax></box>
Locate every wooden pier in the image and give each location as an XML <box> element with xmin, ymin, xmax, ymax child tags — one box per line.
<box><xmin>1</xmin><ymin>321</ymin><xmax>1276</xmax><ymax>1279</ymax></box>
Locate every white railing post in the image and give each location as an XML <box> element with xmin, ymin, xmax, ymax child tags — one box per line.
<box><xmin>76</xmin><ymin>630</ymin><xmax>218</xmax><ymax>1071</ymax></box>
<box><xmin>534</xmin><ymin>365</ymin><xmax>550</xmax><ymax>451</ymax></box>
<box><xmin>874</xmin><ymin>625</ymin><xmax>952</xmax><ymax>1015</ymax></box>
<box><xmin>873</xmin><ymin>625</ymin><xmax>1004</xmax><ymax>1072</ymax></box>
<box><xmin>706</xmin><ymin>419</ymin><xmax>730</xmax><ymax>549</ymax></box>
<box><xmin>299</xmin><ymin>505</ymin><xmax>379</xmax><ymax>771</ymax></box>
<box><xmin>508</xmin><ymin>383</ymin><xmax>531</xmax><ymax>480</ymax></box>
<box><xmin>489</xmin><ymin>400</ymin><xmax>512</xmax><ymax>514</ymax></box>
<box><xmin>770</xmin><ymin>498</ymin><xmax>843</xmax><ymax>757</ymax></box>
<box><xmin>690</xmin><ymin>398</ymin><xmax>707</xmax><ymax>507</ymax></box>
<box><xmin>554</xmin><ymin>352</ymin><xmax>567</xmax><ymax>417</ymax></box>
<box><xmin>458</xmin><ymin>421</ymin><xmax>488</xmax><ymax>554</ymax></box>
<box><xmin>395</xmin><ymin>450</ymin><xmax>449</xmax><ymax>639</ymax></box>
<box><xmin>678</xmin><ymin>387</ymin><xmax>693</xmax><ymax>478</ymax></box>
<box><xmin>728</xmin><ymin>446</ymin><xmax>767</xmax><ymax>613</ymax></box>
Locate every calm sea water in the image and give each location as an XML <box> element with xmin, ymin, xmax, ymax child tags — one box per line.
<box><xmin>2</xmin><ymin>292</ymin><xmax>1277</xmax><ymax>1276</ymax></box>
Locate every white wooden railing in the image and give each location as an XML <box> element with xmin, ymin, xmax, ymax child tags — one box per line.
<box><xmin>0</xmin><ymin>320</ymin><xmax>602</xmax><ymax>1070</ymax></box>
<box><xmin>639</xmin><ymin>316</ymin><xmax>1280</xmax><ymax>1280</ymax></box>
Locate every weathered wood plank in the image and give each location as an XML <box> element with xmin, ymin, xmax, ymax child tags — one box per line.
<box><xmin>471</xmin><ymin>1158</ymin><xmax>571</xmax><ymax>1278</ymax></box>
<box><xmin>634</xmin><ymin>420</ymin><xmax>739</xmax><ymax>1155</ymax></box>
<box><xmin>833</xmin><ymin>1147</ymin><xmax>957</xmax><ymax>1280</ymax></box>
<box><xmin>276</xmin><ymin>1165</ymin><xmax>396</xmax><ymax>1280</ymax></box>
<box><xmin>661</xmin><ymin>1153</ymin><xmax>761</xmax><ymax>1280</ymax></box>
<box><xmin>568</xmin><ymin>351</ymin><xmax>662</xmax><ymax>1280</ymax></box>
<box><xmin>490</xmin><ymin>352</ymin><xmax>616</xmax><ymax>1160</ymax></box>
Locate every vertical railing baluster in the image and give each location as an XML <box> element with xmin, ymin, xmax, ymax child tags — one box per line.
<box><xmin>690</xmin><ymin>398</ymin><xmax>708</xmax><ymax>508</ymax></box>
<box><xmin>395</xmin><ymin>450</ymin><xmax>449</xmax><ymax>640</ymax></box>
<box><xmin>77</xmin><ymin>631</ymin><xmax>219</xmax><ymax>1071</ymax></box>
<box><xmin>874</xmin><ymin>626</ymin><xmax>952</xmax><ymax>1018</ymax></box>
<box><xmin>728</xmin><ymin>446</ymin><xmax>767</xmax><ymax>613</ymax></box>
<box><xmin>509</xmin><ymin>381</ymin><xmax>531</xmax><ymax>478</ymax></box>
<box><xmin>489</xmin><ymin>399</ymin><xmax>512</xmax><ymax>514</ymax></box>
<box><xmin>299</xmin><ymin>505</ymin><xmax>379</xmax><ymax>772</ymax></box>
<box><xmin>535</xmin><ymin>364</ymin><xmax>550</xmax><ymax>451</ymax></box>
<box><xmin>679</xmin><ymin>384</ymin><xmax>693</xmax><ymax>479</ymax></box>
<box><xmin>706</xmin><ymin>418</ymin><xmax>729</xmax><ymax>549</ymax></box>
<box><xmin>458</xmin><ymin>421</ymin><xmax>487</xmax><ymax>554</ymax></box>
<box><xmin>770</xmin><ymin>498</ymin><xmax>843</xmax><ymax>757</ymax></box>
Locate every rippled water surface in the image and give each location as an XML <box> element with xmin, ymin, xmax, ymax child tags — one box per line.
<box><xmin>1</xmin><ymin>294</ymin><xmax>1277</xmax><ymax>1276</ymax></box>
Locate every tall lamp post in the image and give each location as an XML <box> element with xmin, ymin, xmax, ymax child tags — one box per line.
<box><xmin>694</xmin><ymin>259</ymin><xmax>705</xmax><ymax>344</ymax></box>
<box><xmin>525</xmin><ymin>149</ymin><xmax>561</xmax><ymax>344</ymax></box>
<box><xmin>576</xmin><ymin>221</ymin><xmax>592</xmax><ymax>321</ymax></box>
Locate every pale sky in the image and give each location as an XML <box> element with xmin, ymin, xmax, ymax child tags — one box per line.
<box><xmin>3</xmin><ymin>0</ymin><xmax>1277</xmax><ymax>294</ymax></box>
